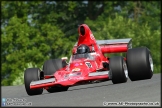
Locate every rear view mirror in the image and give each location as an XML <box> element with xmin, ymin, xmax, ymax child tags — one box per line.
<box><xmin>61</xmin><ymin>57</ymin><xmax>68</xmax><ymax>60</ymax></box>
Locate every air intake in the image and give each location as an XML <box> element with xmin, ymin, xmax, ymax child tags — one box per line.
<box><xmin>80</xmin><ymin>26</ymin><xmax>85</xmax><ymax>36</ymax></box>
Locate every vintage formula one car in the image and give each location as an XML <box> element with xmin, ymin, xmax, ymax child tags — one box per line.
<box><xmin>24</xmin><ymin>24</ymin><xmax>153</xmax><ymax>96</ymax></box>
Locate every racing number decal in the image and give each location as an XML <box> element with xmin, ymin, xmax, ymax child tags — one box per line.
<box><xmin>85</xmin><ymin>62</ymin><xmax>92</xmax><ymax>68</ymax></box>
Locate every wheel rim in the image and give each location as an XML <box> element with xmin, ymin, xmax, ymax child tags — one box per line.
<box><xmin>123</xmin><ymin>60</ymin><xmax>128</xmax><ymax>78</ymax></box>
<box><xmin>149</xmin><ymin>54</ymin><xmax>153</xmax><ymax>72</ymax></box>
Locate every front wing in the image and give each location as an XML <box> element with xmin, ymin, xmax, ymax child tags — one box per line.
<box><xmin>30</xmin><ymin>71</ymin><xmax>111</xmax><ymax>89</ymax></box>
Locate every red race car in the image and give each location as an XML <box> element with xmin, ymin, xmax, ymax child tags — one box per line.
<box><xmin>24</xmin><ymin>24</ymin><xmax>154</xmax><ymax>96</ymax></box>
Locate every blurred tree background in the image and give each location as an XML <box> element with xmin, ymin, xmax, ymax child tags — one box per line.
<box><xmin>1</xmin><ymin>1</ymin><xmax>161</xmax><ymax>86</ymax></box>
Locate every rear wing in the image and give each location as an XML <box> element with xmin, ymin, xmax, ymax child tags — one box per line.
<box><xmin>74</xmin><ymin>38</ymin><xmax>132</xmax><ymax>47</ymax></box>
<box><xmin>73</xmin><ymin>38</ymin><xmax>132</xmax><ymax>53</ymax></box>
<box><xmin>97</xmin><ymin>38</ymin><xmax>132</xmax><ymax>49</ymax></box>
<box><xmin>97</xmin><ymin>38</ymin><xmax>132</xmax><ymax>46</ymax></box>
<box><xmin>97</xmin><ymin>38</ymin><xmax>132</xmax><ymax>53</ymax></box>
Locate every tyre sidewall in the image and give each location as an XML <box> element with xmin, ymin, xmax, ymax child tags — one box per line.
<box><xmin>126</xmin><ymin>47</ymin><xmax>153</xmax><ymax>81</ymax></box>
<box><xmin>24</xmin><ymin>68</ymin><xmax>43</xmax><ymax>95</ymax></box>
<box><xmin>109</xmin><ymin>56</ymin><xmax>127</xmax><ymax>84</ymax></box>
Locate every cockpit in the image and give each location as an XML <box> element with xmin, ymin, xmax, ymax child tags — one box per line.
<box><xmin>69</xmin><ymin>44</ymin><xmax>95</xmax><ymax>63</ymax></box>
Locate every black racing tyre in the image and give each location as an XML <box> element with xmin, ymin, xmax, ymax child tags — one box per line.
<box><xmin>109</xmin><ymin>56</ymin><xmax>128</xmax><ymax>84</ymax></box>
<box><xmin>126</xmin><ymin>47</ymin><xmax>153</xmax><ymax>81</ymax></box>
<box><xmin>47</xmin><ymin>86</ymin><xmax>69</xmax><ymax>93</ymax></box>
<box><xmin>24</xmin><ymin>68</ymin><xmax>43</xmax><ymax>96</ymax></box>
<box><xmin>43</xmin><ymin>59</ymin><xmax>67</xmax><ymax>75</ymax></box>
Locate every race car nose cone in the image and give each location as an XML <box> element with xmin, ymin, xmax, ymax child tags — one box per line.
<box><xmin>80</xmin><ymin>26</ymin><xmax>85</xmax><ymax>36</ymax></box>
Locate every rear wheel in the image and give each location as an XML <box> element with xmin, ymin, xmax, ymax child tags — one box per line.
<box><xmin>109</xmin><ymin>56</ymin><xmax>128</xmax><ymax>84</ymax></box>
<box><xmin>126</xmin><ymin>47</ymin><xmax>153</xmax><ymax>81</ymax></box>
<box><xmin>24</xmin><ymin>68</ymin><xmax>43</xmax><ymax>96</ymax></box>
<box><xmin>43</xmin><ymin>59</ymin><xmax>67</xmax><ymax>75</ymax></box>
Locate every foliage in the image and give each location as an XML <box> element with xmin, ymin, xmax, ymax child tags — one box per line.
<box><xmin>1</xmin><ymin>1</ymin><xmax>161</xmax><ymax>86</ymax></box>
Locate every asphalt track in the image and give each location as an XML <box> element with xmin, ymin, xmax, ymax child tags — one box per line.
<box><xmin>1</xmin><ymin>73</ymin><xmax>161</xmax><ymax>107</ymax></box>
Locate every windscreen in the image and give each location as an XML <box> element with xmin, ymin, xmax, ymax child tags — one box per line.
<box><xmin>69</xmin><ymin>53</ymin><xmax>94</xmax><ymax>63</ymax></box>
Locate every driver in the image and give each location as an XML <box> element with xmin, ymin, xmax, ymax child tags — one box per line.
<box><xmin>73</xmin><ymin>44</ymin><xmax>94</xmax><ymax>60</ymax></box>
<box><xmin>77</xmin><ymin>44</ymin><xmax>90</xmax><ymax>54</ymax></box>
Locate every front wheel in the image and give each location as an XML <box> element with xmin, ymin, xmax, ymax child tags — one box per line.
<box><xmin>109</xmin><ymin>56</ymin><xmax>128</xmax><ymax>84</ymax></box>
<box><xmin>24</xmin><ymin>68</ymin><xmax>43</xmax><ymax>96</ymax></box>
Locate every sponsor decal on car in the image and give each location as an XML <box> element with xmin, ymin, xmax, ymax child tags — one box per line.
<box><xmin>72</xmin><ymin>68</ymin><xmax>81</xmax><ymax>72</ymax></box>
<box><xmin>68</xmin><ymin>77</ymin><xmax>84</xmax><ymax>80</ymax></box>
<box><xmin>85</xmin><ymin>62</ymin><xmax>92</xmax><ymax>68</ymax></box>
<box><xmin>74</xmin><ymin>63</ymin><xmax>79</xmax><ymax>66</ymax></box>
